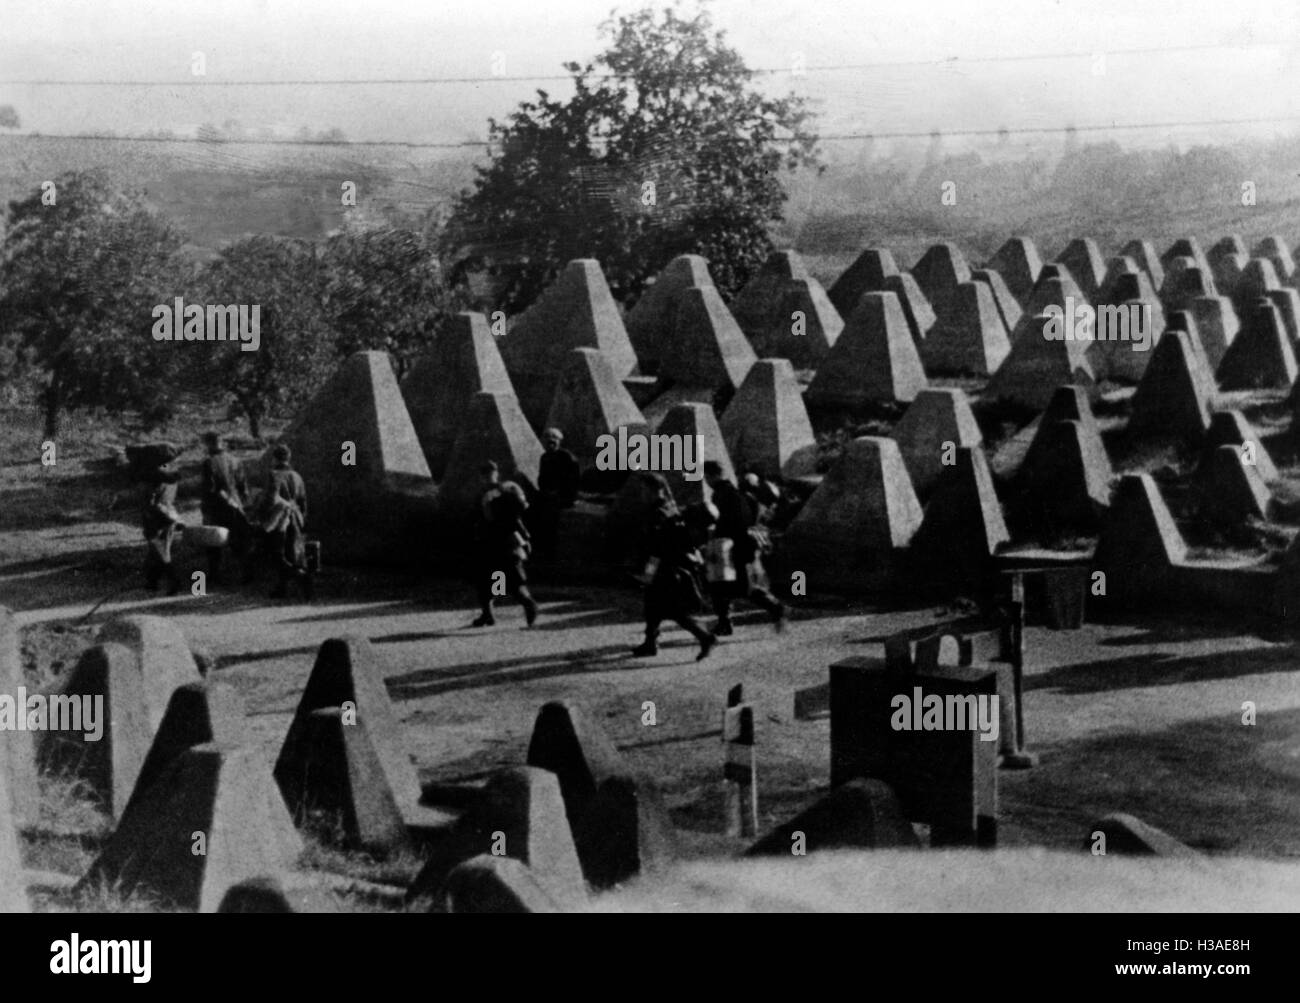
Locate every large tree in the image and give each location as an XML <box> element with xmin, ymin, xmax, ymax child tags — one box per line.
<box><xmin>444</xmin><ymin>2</ymin><xmax>820</xmax><ymax>314</ymax></box>
<box><xmin>0</xmin><ymin>169</ymin><xmax>189</xmax><ymax>438</ymax></box>
<box><xmin>194</xmin><ymin>235</ymin><xmax>336</xmax><ymax>439</ymax></box>
<box><xmin>319</xmin><ymin>226</ymin><xmax>469</xmax><ymax>380</ymax></box>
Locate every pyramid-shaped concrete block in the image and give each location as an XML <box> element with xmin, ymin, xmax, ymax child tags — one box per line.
<box><xmin>1265</xmin><ymin>288</ymin><xmax>1300</xmax><ymax>344</ymax></box>
<box><xmin>972</xmin><ymin>268</ymin><xmax>1023</xmax><ymax>335</ymax></box>
<box><xmin>1186</xmin><ymin>296</ymin><xmax>1239</xmax><ymax>370</ymax></box>
<box><xmin>1087</xmin><ymin>294</ymin><xmax>1166</xmax><ymax>383</ymax></box>
<box><xmin>1161</xmin><ymin>312</ymin><xmax>1219</xmax><ymax>406</ymax></box>
<box><xmin>910</xmin><ymin>242</ymin><xmax>972</xmax><ymax>313</ymax></box>
<box><xmin>751</xmin><ymin>277</ymin><xmax>843</xmax><ymax>368</ymax></box>
<box><xmin>500</xmin><ymin>259</ymin><xmax>639</xmax><ymax>427</ymax></box>
<box><xmin>1161</xmin><ymin>237</ymin><xmax>1213</xmax><ymax>279</ymax></box>
<box><xmin>1217</xmin><ymin>299</ymin><xmax>1298</xmax><ymax>390</ymax></box>
<box><xmin>1230</xmin><ymin>258</ymin><xmax>1281</xmax><ymax>317</ymax></box>
<box><xmin>985</xmin><ymin>312</ymin><xmax>1095</xmax><ymax>410</ymax></box>
<box><xmin>125</xmin><ymin>681</ymin><xmax>247</xmax><ymax>817</ymax></box>
<box><xmin>282</xmin><ymin>350</ymin><xmax>432</xmax><ymax>486</ymax></box>
<box><xmin>1160</xmin><ymin>256</ymin><xmax>1197</xmax><ymax>298</ymax></box>
<box><xmin>274</xmin><ymin>636</ymin><xmax>420</xmax><ymax>847</ymax></box>
<box><xmin>661</xmin><ymin>285</ymin><xmax>757</xmax><ymax>392</ymax></box>
<box><xmin>909</xmin><ymin>447</ymin><xmax>1010</xmax><ymax>584</ymax></box>
<box><xmin>545</xmin><ymin>348</ymin><xmax>649</xmax><ymax>468</ymax></box>
<box><xmin>275</xmin><ymin>706</ymin><xmax>409</xmax><ymax>851</ymax></box>
<box><xmin>1016</xmin><ymin>420</ymin><xmax>1111</xmax><ymax>536</ymax></box>
<box><xmin>401</xmin><ymin>312</ymin><xmax>515</xmax><ymax>479</ymax></box>
<box><xmin>1196</xmin><ymin>445</ymin><xmax>1271</xmax><ymax>525</ymax></box>
<box><xmin>881</xmin><ymin>272</ymin><xmax>937</xmax><ymax>345</ymax></box>
<box><xmin>986</xmin><ymin>236</ymin><xmax>1043</xmax><ymax>305</ymax></box>
<box><xmin>1253</xmin><ymin>235</ymin><xmax>1296</xmax><ymax>283</ymax></box>
<box><xmin>80</xmin><ymin>743</ymin><xmax>302</xmax><ymax>912</ymax></box>
<box><xmin>1085</xmin><ymin>812</ymin><xmax>1199</xmax><ymax>858</ymax></box>
<box><xmin>1056</xmin><ymin>238</ymin><xmax>1106</xmax><ymax>301</ymax></box>
<box><xmin>1095</xmin><ymin>474</ymin><xmax>1187</xmax><ymax>598</ymax></box>
<box><xmin>1127</xmin><ymin>331</ymin><xmax>1213</xmax><ymax>442</ymax></box>
<box><xmin>1037</xmin><ymin>384</ymin><xmax>1111</xmax><ymax>478</ymax></box>
<box><xmin>1120</xmin><ymin>238</ymin><xmax>1165</xmax><ymax>293</ymax></box>
<box><xmin>892</xmin><ymin>388</ymin><xmax>983</xmax><ymax>498</ymax></box>
<box><xmin>1100</xmin><ymin>271</ymin><xmax>1164</xmax><ymax>315</ymax></box>
<box><xmin>626</xmin><ymin>255</ymin><xmax>714</xmax><ymax>375</ymax></box>
<box><xmin>807</xmin><ymin>291</ymin><xmax>928</xmax><ymax>408</ymax></box>
<box><xmin>38</xmin><ymin>643</ymin><xmax>150</xmax><ymax>819</ymax></box>
<box><xmin>922</xmin><ymin>281</ymin><xmax>1010</xmax><ymax>376</ymax></box>
<box><xmin>1208</xmin><ymin>411</ymin><xmax>1278</xmax><ymax>484</ymax></box>
<box><xmin>527</xmin><ymin>700</ymin><xmax>676</xmax><ymax>889</ymax></box>
<box><xmin>745</xmin><ymin>779</ymin><xmax>918</xmax><ymax>856</ymax></box>
<box><xmin>0</xmin><ymin>757</ymin><xmax>26</xmax><ymax>912</ymax></box>
<box><xmin>1097</xmin><ymin>256</ymin><xmax>1139</xmax><ymax>304</ymax></box>
<box><xmin>1211</xmin><ymin>252</ymin><xmax>1247</xmax><ymax>297</ymax></box>
<box><xmin>442</xmin><ymin>855</ymin><xmax>563</xmax><ymax>913</ymax></box>
<box><xmin>1023</xmin><ymin>273</ymin><xmax>1088</xmax><ymax>328</ymax></box>
<box><xmin>1209</xmin><ymin>236</ymin><xmax>1247</xmax><ymax>292</ymax></box>
<box><xmin>829</xmin><ymin>247</ymin><xmax>900</xmax><ymax>316</ymax></box>
<box><xmin>278</xmin><ymin>350</ymin><xmax>436</xmax><ymax>563</ymax></box>
<box><xmin>781</xmin><ymin>437</ymin><xmax>923</xmax><ymax>589</ymax></box>
<box><xmin>730</xmin><ymin>249</ymin><xmax>810</xmax><ymax>341</ymax></box>
<box><xmin>98</xmin><ymin>615</ymin><xmax>202</xmax><ymax>733</ymax></box>
<box><xmin>1210</xmin><ymin>235</ymin><xmax>1248</xmax><ymax>265</ymax></box>
<box><xmin>216</xmin><ymin>874</ymin><xmax>339</xmax><ymax>913</ymax></box>
<box><xmin>0</xmin><ymin>607</ymin><xmax>37</xmax><ymax>825</ymax></box>
<box><xmin>1161</xmin><ymin>264</ymin><xmax>1216</xmax><ymax>315</ymax></box>
<box><xmin>652</xmin><ymin>401</ymin><xmax>733</xmax><ymax>507</ymax></box>
<box><xmin>405</xmin><ymin>767</ymin><xmax>587</xmax><ymax>912</ymax></box>
<box><xmin>439</xmin><ymin>391</ymin><xmax>545</xmax><ymax>517</ymax></box>
<box><xmin>720</xmin><ymin>359</ymin><xmax>818</xmax><ymax>479</ymax></box>
<box><xmin>1009</xmin><ymin>387</ymin><xmax>1113</xmax><ymax>495</ymax></box>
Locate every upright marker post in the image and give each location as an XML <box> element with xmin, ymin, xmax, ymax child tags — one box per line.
<box><xmin>722</xmin><ymin>683</ymin><xmax>757</xmax><ymax>837</ymax></box>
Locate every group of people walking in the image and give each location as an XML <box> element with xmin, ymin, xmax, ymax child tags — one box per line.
<box><xmin>141</xmin><ymin>432</ymin><xmax>313</xmax><ymax>599</ymax></box>
<box><xmin>468</xmin><ymin>427</ymin><xmax>787</xmax><ymax>660</ymax></box>
<box><xmin>143</xmin><ymin>426</ymin><xmax>788</xmax><ymax>658</ymax></box>
<box><xmin>632</xmin><ymin>460</ymin><xmax>787</xmax><ymax>661</ymax></box>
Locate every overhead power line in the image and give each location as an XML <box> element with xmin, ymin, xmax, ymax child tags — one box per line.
<box><xmin>5</xmin><ymin>113</ymin><xmax>1297</xmax><ymax>151</ymax></box>
<box><xmin>0</xmin><ymin>41</ymin><xmax>1277</xmax><ymax>87</ymax></box>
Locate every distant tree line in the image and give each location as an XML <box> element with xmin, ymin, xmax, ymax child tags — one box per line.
<box><xmin>0</xmin><ymin>168</ymin><xmax>467</xmax><ymax>439</ymax></box>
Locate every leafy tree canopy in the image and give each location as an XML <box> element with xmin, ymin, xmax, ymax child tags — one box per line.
<box><xmin>444</xmin><ymin>1</ymin><xmax>820</xmax><ymax>314</ymax></box>
<box><xmin>0</xmin><ymin>169</ymin><xmax>188</xmax><ymax>437</ymax></box>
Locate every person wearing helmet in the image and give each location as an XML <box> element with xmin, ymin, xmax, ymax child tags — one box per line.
<box><xmin>631</xmin><ymin>474</ymin><xmax>716</xmax><ymax>661</ymax></box>
<box><xmin>471</xmin><ymin>460</ymin><xmax>539</xmax><ymax>628</ymax></box>
<box><xmin>703</xmin><ymin>460</ymin><xmax>786</xmax><ymax>636</ymax></box>
<box><xmin>261</xmin><ymin>442</ymin><xmax>312</xmax><ymax>600</ymax></box>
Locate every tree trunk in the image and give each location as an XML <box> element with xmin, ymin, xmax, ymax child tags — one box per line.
<box><xmin>41</xmin><ymin>382</ymin><xmax>60</xmax><ymax>441</ymax></box>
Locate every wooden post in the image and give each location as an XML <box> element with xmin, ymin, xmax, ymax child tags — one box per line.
<box><xmin>722</xmin><ymin>684</ymin><xmax>757</xmax><ymax>837</ymax></box>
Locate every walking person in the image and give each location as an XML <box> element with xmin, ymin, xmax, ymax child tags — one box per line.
<box><xmin>199</xmin><ymin>431</ymin><xmax>251</xmax><ymax>584</ymax></box>
<box><xmin>471</xmin><ymin>461</ymin><xmax>539</xmax><ymax>627</ymax></box>
<box><xmin>631</xmin><ymin>474</ymin><xmax>716</xmax><ymax>661</ymax></box>
<box><xmin>532</xmin><ymin>427</ymin><xmax>580</xmax><ymax>563</ymax></box>
<box><xmin>260</xmin><ymin>443</ymin><xmax>313</xmax><ymax>601</ymax></box>
<box><xmin>142</xmin><ymin>462</ymin><xmax>183</xmax><ymax>595</ymax></box>
<box><xmin>703</xmin><ymin>461</ymin><xmax>786</xmax><ymax>636</ymax></box>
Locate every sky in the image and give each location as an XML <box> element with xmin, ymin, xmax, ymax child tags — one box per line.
<box><xmin>1</xmin><ymin>0</ymin><xmax>1297</xmax><ymax>150</ymax></box>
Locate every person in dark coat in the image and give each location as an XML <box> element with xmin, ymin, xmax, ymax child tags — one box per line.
<box><xmin>260</xmin><ymin>443</ymin><xmax>312</xmax><ymax>600</ymax></box>
<box><xmin>142</xmin><ymin>462</ymin><xmax>183</xmax><ymax>595</ymax></box>
<box><xmin>472</xmin><ymin>461</ymin><xmax>540</xmax><ymax>627</ymax></box>
<box><xmin>532</xmin><ymin>427</ymin><xmax>581</xmax><ymax>563</ymax></box>
<box><xmin>199</xmin><ymin>431</ymin><xmax>251</xmax><ymax>584</ymax></box>
<box><xmin>704</xmin><ymin>460</ymin><xmax>786</xmax><ymax>636</ymax></box>
<box><xmin>631</xmin><ymin>474</ymin><xmax>716</xmax><ymax>661</ymax></box>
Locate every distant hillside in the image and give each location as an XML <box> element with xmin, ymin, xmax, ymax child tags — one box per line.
<box><xmin>0</xmin><ymin>134</ymin><xmax>483</xmax><ymax>255</ymax></box>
